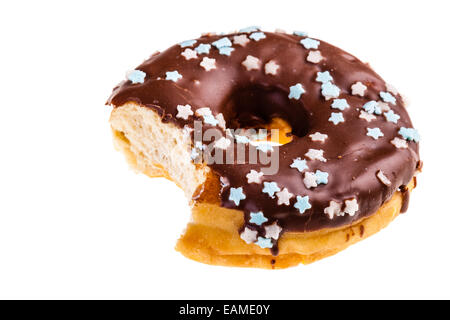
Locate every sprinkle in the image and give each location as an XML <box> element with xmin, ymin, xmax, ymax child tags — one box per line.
<box><xmin>300</xmin><ymin>38</ymin><xmax>320</xmax><ymax>49</ymax></box>
<box><xmin>240</xmin><ymin>227</ymin><xmax>257</xmax><ymax>244</ymax></box>
<box><xmin>235</xmin><ymin>135</ymin><xmax>250</xmax><ymax>144</ymax></box>
<box><xmin>363</xmin><ymin>101</ymin><xmax>381</xmax><ymax>115</ymax></box>
<box><xmin>215</xmin><ymin>137</ymin><xmax>231</xmax><ymax>149</ymax></box>
<box><xmin>212</xmin><ymin>37</ymin><xmax>232</xmax><ymax>48</ymax></box>
<box><xmin>249</xmin><ymin>32</ymin><xmax>266</xmax><ymax>41</ymax></box>
<box><xmin>324</xmin><ymin>201</ymin><xmax>342</xmax><ymax>219</ymax></box>
<box><xmin>239</xmin><ymin>26</ymin><xmax>260</xmax><ymax>33</ymax></box>
<box><xmin>276</xmin><ymin>188</ymin><xmax>293</xmax><ymax>206</ymax></box>
<box><xmin>256</xmin><ymin>237</ymin><xmax>273</xmax><ymax>249</ymax></box>
<box><xmin>233</xmin><ymin>34</ymin><xmax>250</xmax><ymax>46</ymax></box>
<box><xmin>219</xmin><ymin>47</ymin><xmax>234</xmax><ymax>56</ymax></box>
<box><xmin>351</xmin><ymin>81</ymin><xmax>367</xmax><ymax>96</ymax></box>
<box><xmin>165</xmin><ymin>70</ymin><xmax>182</xmax><ymax>82</ymax></box>
<box><xmin>376</xmin><ymin>170</ymin><xmax>392</xmax><ymax>186</ymax></box>
<box><xmin>384</xmin><ymin>110</ymin><xmax>400</xmax><ymax>123</ymax></box>
<box><xmin>380</xmin><ymin>91</ymin><xmax>397</xmax><ymax>104</ymax></box>
<box><xmin>246</xmin><ymin>170</ymin><xmax>264</xmax><ymax>184</ymax></box>
<box><xmin>359</xmin><ymin>110</ymin><xmax>377</xmax><ymax>122</ymax></box>
<box><xmin>293</xmin><ymin>31</ymin><xmax>308</xmax><ymax>37</ymax></box>
<box><xmin>305</xmin><ymin>149</ymin><xmax>326</xmax><ymax>162</ymax></box>
<box><xmin>242</xmin><ymin>55</ymin><xmax>261</xmax><ymax>71</ymax></box>
<box><xmin>176</xmin><ymin>104</ymin><xmax>193</xmax><ymax>120</ymax></box>
<box><xmin>200</xmin><ymin>57</ymin><xmax>216</xmax><ymax>71</ymax></box>
<box><xmin>249</xmin><ymin>211</ymin><xmax>268</xmax><ymax>225</ymax></box>
<box><xmin>294</xmin><ymin>196</ymin><xmax>312</xmax><ymax>214</ymax></box>
<box><xmin>181</xmin><ymin>48</ymin><xmax>198</xmax><ymax>60</ymax></box>
<box><xmin>256</xmin><ymin>142</ymin><xmax>274</xmax><ymax>153</ymax></box>
<box><xmin>306</xmin><ymin>51</ymin><xmax>323</xmax><ymax>63</ymax></box>
<box><xmin>344</xmin><ymin>198</ymin><xmax>359</xmax><ymax>216</ymax></box>
<box><xmin>329</xmin><ymin>112</ymin><xmax>344</xmax><ymax>125</ymax></box>
<box><xmin>288</xmin><ymin>83</ymin><xmax>305</xmax><ymax>100</ymax></box>
<box><xmin>195</xmin><ymin>107</ymin><xmax>212</xmax><ymax>117</ymax></box>
<box><xmin>321</xmin><ymin>82</ymin><xmax>340</xmax><ymax>100</ymax></box>
<box><xmin>315</xmin><ymin>170</ymin><xmax>329</xmax><ymax>185</ymax></box>
<box><xmin>179</xmin><ymin>39</ymin><xmax>197</xmax><ymax>48</ymax></box>
<box><xmin>378</xmin><ymin>101</ymin><xmax>391</xmax><ymax>112</ymax></box>
<box><xmin>194</xmin><ymin>43</ymin><xmax>211</xmax><ymax>54</ymax></box>
<box><xmin>399</xmin><ymin>127</ymin><xmax>420</xmax><ymax>142</ymax></box>
<box><xmin>309</xmin><ymin>132</ymin><xmax>328</xmax><ymax>142</ymax></box>
<box><xmin>316</xmin><ymin>71</ymin><xmax>333</xmax><ymax>83</ymax></box>
<box><xmin>265</xmin><ymin>60</ymin><xmax>279</xmax><ymax>75</ymax></box>
<box><xmin>203</xmin><ymin>114</ymin><xmax>218</xmax><ymax>126</ymax></box>
<box><xmin>391</xmin><ymin>137</ymin><xmax>408</xmax><ymax>149</ymax></box>
<box><xmin>331</xmin><ymin>99</ymin><xmax>350</xmax><ymax>111</ymax></box>
<box><xmin>386</xmin><ymin>83</ymin><xmax>399</xmax><ymax>95</ymax></box>
<box><xmin>290</xmin><ymin>158</ymin><xmax>308</xmax><ymax>172</ymax></box>
<box><xmin>262</xmin><ymin>182</ymin><xmax>280</xmax><ymax>198</ymax></box>
<box><xmin>303</xmin><ymin>172</ymin><xmax>318</xmax><ymax>189</ymax></box>
<box><xmin>264</xmin><ymin>222</ymin><xmax>282</xmax><ymax>240</ymax></box>
<box><xmin>229</xmin><ymin>187</ymin><xmax>246</xmax><ymax>206</ymax></box>
<box><xmin>216</xmin><ymin>113</ymin><xmax>226</xmax><ymax>129</ymax></box>
<box><xmin>367</xmin><ymin>127</ymin><xmax>384</xmax><ymax>140</ymax></box>
<box><xmin>126</xmin><ymin>70</ymin><xmax>146</xmax><ymax>84</ymax></box>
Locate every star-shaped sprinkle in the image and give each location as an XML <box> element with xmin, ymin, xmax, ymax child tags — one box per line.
<box><xmin>229</xmin><ymin>187</ymin><xmax>246</xmax><ymax>206</ymax></box>
<box><xmin>329</xmin><ymin>112</ymin><xmax>344</xmax><ymax>125</ymax></box>
<box><xmin>380</xmin><ymin>91</ymin><xmax>397</xmax><ymax>104</ymax></box>
<box><xmin>391</xmin><ymin>137</ymin><xmax>408</xmax><ymax>149</ymax></box>
<box><xmin>256</xmin><ymin>142</ymin><xmax>274</xmax><ymax>153</ymax></box>
<box><xmin>216</xmin><ymin>113</ymin><xmax>226</xmax><ymax>129</ymax></box>
<box><xmin>219</xmin><ymin>47</ymin><xmax>234</xmax><ymax>56</ymax></box>
<box><xmin>344</xmin><ymin>198</ymin><xmax>359</xmax><ymax>216</ymax></box>
<box><xmin>303</xmin><ymin>172</ymin><xmax>318</xmax><ymax>189</ymax></box>
<box><xmin>359</xmin><ymin>110</ymin><xmax>377</xmax><ymax>122</ymax></box>
<box><xmin>293</xmin><ymin>30</ymin><xmax>308</xmax><ymax>37</ymax></box>
<box><xmin>249</xmin><ymin>32</ymin><xmax>266</xmax><ymax>41</ymax></box>
<box><xmin>309</xmin><ymin>132</ymin><xmax>328</xmax><ymax>142</ymax></box>
<box><xmin>127</xmin><ymin>70</ymin><xmax>146</xmax><ymax>84</ymax></box>
<box><xmin>288</xmin><ymin>83</ymin><xmax>305</xmax><ymax>100</ymax></box>
<box><xmin>300</xmin><ymin>38</ymin><xmax>320</xmax><ymax>49</ymax></box>
<box><xmin>321</xmin><ymin>82</ymin><xmax>340</xmax><ymax>100</ymax></box>
<box><xmin>165</xmin><ymin>70</ymin><xmax>182</xmax><ymax>82</ymax></box>
<box><xmin>316</xmin><ymin>71</ymin><xmax>333</xmax><ymax>83</ymax></box>
<box><xmin>276</xmin><ymin>188</ymin><xmax>293</xmax><ymax>206</ymax></box>
<box><xmin>351</xmin><ymin>81</ymin><xmax>367</xmax><ymax>96</ymax></box>
<box><xmin>307</xmin><ymin>51</ymin><xmax>323</xmax><ymax>63</ymax></box>
<box><xmin>384</xmin><ymin>110</ymin><xmax>400</xmax><ymax>123</ymax></box>
<box><xmin>246</xmin><ymin>169</ymin><xmax>264</xmax><ymax>184</ymax></box>
<box><xmin>190</xmin><ymin>148</ymin><xmax>200</xmax><ymax>160</ymax></box>
<box><xmin>378</xmin><ymin>101</ymin><xmax>390</xmax><ymax>112</ymax></box>
<box><xmin>242</xmin><ymin>55</ymin><xmax>261</xmax><ymax>71</ymax></box>
<box><xmin>212</xmin><ymin>37</ymin><xmax>232</xmax><ymax>48</ymax></box>
<box><xmin>265</xmin><ymin>60</ymin><xmax>279</xmax><ymax>75</ymax></box>
<box><xmin>181</xmin><ymin>48</ymin><xmax>198</xmax><ymax>60</ymax></box>
<box><xmin>179</xmin><ymin>39</ymin><xmax>197</xmax><ymax>48</ymax></box>
<box><xmin>367</xmin><ymin>127</ymin><xmax>384</xmax><ymax>140</ymax></box>
<box><xmin>363</xmin><ymin>101</ymin><xmax>381</xmax><ymax>114</ymax></box>
<box><xmin>315</xmin><ymin>170</ymin><xmax>329</xmax><ymax>185</ymax></box>
<box><xmin>203</xmin><ymin>114</ymin><xmax>218</xmax><ymax>126</ymax></box>
<box><xmin>265</xmin><ymin>222</ymin><xmax>282</xmax><ymax>240</ymax></box>
<box><xmin>294</xmin><ymin>196</ymin><xmax>311</xmax><ymax>214</ymax></box>
<box><xmin>256</xmin><ymin>237</ymin><xmax>273</xmax><ymax>249</ymax></box>
<box><xmin>305</xmin><ymin>149</ymin><xmax>326</xmax><ymax>162</ymax></box>
<box><xmin>324</xmin><ymin>201</ymin><xmax>342</xmax><ymax>219</ymax></box>
<box><xmin>376</xmin><ymin>170</ymin><xmax>391</xmax><ymax>186</ymax></box>
<box><xmin>215</xmin><ymin>137</ymin><xmax>231</xmax><ymax>149</ymax></box>
<box><xmin>200</xmin><ymin>57</ymin><xmax>216</xmax><ymax>71</ymax></box>
<box><xmin>249</xmin><ymin>211</ymin><xmax>268</xmax><ymax>225</ymax></box>
<box><xmin>233</xmin><ymin>34</ymin><xmax>250</xmax><ymax>46</ymax></box>
<box><xmin>194</xmin><ymin>43</ymin><xmax>211</xmax><ymax>54</ymax></box>
<box><xmin>399</xmin><ymin>127</ymin><xmax>420</xmax><ymax>142</ymax></box>
<box><xmin>262</xmin><ymin>181</ymin><xmax>280</xmax><ymax>198</ymax></box>
<box><xmin>290</xmin><ymin>158</ymin><xmax>308</xmax><ymax>172</ymax></box>
<box><xmin>195</xmin><ymin>107</ymin><xmax>212</xmax><ymax>117</ymax></box>
<box><xmin>176</xmin><ymin>104</ymin><xmax>193</xmax><ymax>120</ymax></box>
<box><xmin>239</xmin><ymin>26</ymin><xmax>260</xmax><ymax>33</ymax></box>
<box><xmin>240</xmin><ymin>227</ymin><xmax>257</xmax><ymax>244</ymax></box>
<box><xmin>331</xmin><ymin>99</ymin><xmax>350</xmax><ymax>111</ymax></box>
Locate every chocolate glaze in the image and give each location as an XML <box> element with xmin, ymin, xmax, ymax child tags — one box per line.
<box><xmin>107</xmin><ymin>31</ymin><xmax>420</xmax><ymax>250</ymax></box>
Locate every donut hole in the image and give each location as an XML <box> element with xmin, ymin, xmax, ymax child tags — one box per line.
<box><xmin>223</xmin><ymin>85</ymin><xmax>310</xmax><ymax>145</ymax></box>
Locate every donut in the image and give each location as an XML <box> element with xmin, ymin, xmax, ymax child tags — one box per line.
<box><xmin>106</xmin><ymin>27</ymin><xmax>421</xmax><ymax>269</ymax></box>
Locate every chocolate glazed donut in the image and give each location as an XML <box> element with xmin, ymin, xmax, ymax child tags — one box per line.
<box><xmin>107</xmin><ymin>28</ymin><xmax>421</xmax><ymax>264</ymax></box>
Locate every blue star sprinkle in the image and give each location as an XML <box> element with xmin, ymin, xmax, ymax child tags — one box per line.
<box><xmin>219</xmin><ymin>47</ymin><xmax>234</xmax><ymax>56</ymax></box>
<box><xmin>321</xmin><ymin>82</ymin><xmax>340</xmax><ymax>99</ymax></box>
<box><xmin>127</xmin><ymin>70</ymin><xmax>146</xmax><ymax>84</ymax></box>
<box><xmin>256</xmin><ymin>237</ymin><xmax>273</xmax><ymax>249</ymax></box>
<box><xmin>316</xmin><ymin>71</ymin><xmax>333</xmax><ymax>83</ymax></box>
<box><xmin>331</xmin><ymin>99</ymin><xmax>350</xmax><ymax>111</ymax></box>
<box><xmin>290</xmin><ymin>158</ymin><xmax>308</xmax><ymax>172</ymax></box>
<box><xmin>300</xmin><ymin>38</ymin><xmax>320</xmax><ymax>49</ymax></box>
<box><xmin>380</xmin><ymin>91</ymin><xmax>397</xmax><ymax>104</ymax></box>
<box><xmin>249</xmin><ymin>32</ymin><xmax>266</xmax><ymax>41</ymax></box>
<box><xmin>294</xmin><ymin>196</ymin><xmax>311</xmax><ymax>214</ymax></box>
<box><xmin>293</xmin><ymin>31</ymin><xmax>308</xmax><ymax>37</ymax></box>
<box><xmin>315</xmin><ymin>170</ymin><xmax>329</xmax><ymax>185</ymax></box>
<box><xmin>363</xmin><ymin>101</ymin><xmax>382</xmax><ymax>115</ymax></box>
<box><xmin>384</xmin><ymin>110</ymin><xmax>400</xmax><ymax>123</ymax></box>
<box><xmin>367</xmin><ymin>127</ymin><xmax>384</xmax><ymax>140</ymax></box>
<box><xmin>288</xmin><ymin>83</ymin><xmax>305</xmax><ymax>100</ymax></box>
<box><xmin>262</xmin><ymin>182</ymin><xmax>281</xmax><ymax>198</ymax></box>
<box><xmin>165</xmin><ymin>70</ymin><xmax>182</xmax><ymax>82</ymax></box>
<box><xmin>234</xmin><ymin>135</ymin><xmax>250</xmax><ymax>144</ymax></box>
<box><xmin>179</xmin><ymin>39</ymin><xmax>197</xmax><ymax>48</ymax></box>
<box><xmin>212</xmin><ymin>37</ymin><xmax>232</xmax><ymax>48</ymax></box>
<box><xmin>203</xmin><ymin>114</ymin><xmax>218</xmax><ymax>126</ymax></box>
<box><xmin>195</xmin><ymin>43</ymin><xmax>211</xmax><ymax>54</ymax></box>
<box><xmin>239</xmin><ymin>26</ymin><xmax>260</xmax><ymax>33</ymax></box>
<box><xmin>229</xmin><ymin>187</ymin><xmax>246</xmax><ymax>206</ymax></box>
<box><xmin>249</xmin><ymin>211</ymin><xmax>268</xmax><ymax>225</ymax></box>
<box><xmin>398</xmin><ymin>127</ymin><xmax>420</xmax><ymax>142</ymax></box>
<box><xmin>329</xmin><ymin>112</ymin><xmax>344</xmax><ymax>125</ymax></box>
<box><xmin>256</xmin><ymin>143</ymin><xmax>274</xmax><ymax>153</ymax></box>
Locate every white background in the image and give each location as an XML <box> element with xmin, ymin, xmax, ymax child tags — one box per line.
<box><xmin>0</xmin><ymin>0</ymin><xmax>449</xmax><ymax>299</ymax></box>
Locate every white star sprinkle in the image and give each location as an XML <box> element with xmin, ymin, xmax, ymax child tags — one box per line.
<box><xmin>391</xmin><ymin>137</ymin><xmax>408</xmax><ymax>149</ymax></box>
<box><xmin>176</xmin><ymin>104</ymin><xmax>193</xmax><ymax>120</ymax></box>
<box><xmin>246</xmin><ymin>170</ymin><xmax>264</xmax><ymax>184</ymax></box>
<box><xmin>276</xmin><ymin>188</ymin><xmax>293</xmax><ymax>206</ymax></box>
<box><xmin>351</xmin><ymin>81</ymin><xmax>367</xmax><ymax>97</ymax></box>
<box><xmin>233</xmin><ymin>34</ymin><xmax>250</xmax><ymax>46</ymax></box>
<box><xmin>378</xmin><ymin>101</ymin><xmax>391</xmax><ymax>112</ymax></box>
<box><xmin>344</xmin><ymin>198</ymin><xmax>359</xmax><ymax>216</ymax></box>
<box><xmin>264</xmin><ymin>60</ymin><xmax>279</xmax><ymax>75</ymax></box>
<box><xmin>309</xmin><ymin>132</ymin><xmax>328</xmax><ymax>142</ymax></box>
<box><xmin>359</xmin><ymin>110</ymin><xmax>377</xmax><ymax>122</ymax></box>
<box><xmin>264</xmin><ymin>222</ymin><xmax>282</xmax><ymax>240</ymax></box>
<box><xmin>242</xmin><ymin>55</ymin><xmax>261</xmax><ymax>71</ymax></box>
<box><xmin>215</xmin><ymin>137</ymin><xmax>231</xmax><ymax>150</ymax></box>
<box><xmin>195</xmin><ymin>107</ymin><xmax>212</xmax><ymax>117</ymax></box>
<box><xmin>376</xmin><ymin>170</ymin><xmax>391</xmax><ymax>186</ymax></box>
<box><xmin>304</xmin><ymin>172</ymin><xmax>318</xmax><ymax>189</ymax></box>
<box><xmin>240</xmin><ymin>227</ymin><xmax>257</xmax><ymax>244</ymax></box>
<box><xmin>200</xmin><ymin>57</ymin><xmax>216</xmax><ymax>71</ymax></box>
<box><xmin>306</xmin><ymin>51</ymin><xmax>323</xmax><ymax>63</ymax></box>
<box><xmin>324</xmin><ymin>201</ymin><xmax>342</xmax><ymax>219</ymax></box>
<box><xmin>216</xmin><ymin>113</ymin><xmax>226</xmax><ymax>129</ymax></box>
<box><xmin>305</xmin><ymin>149</ymin><xmax>327</xmax><ymax>162</ymax></box>
<box><xmin>181</xmin><ymin>48</ymin><xmax>197</xmax><ymax>60</ymax></box>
